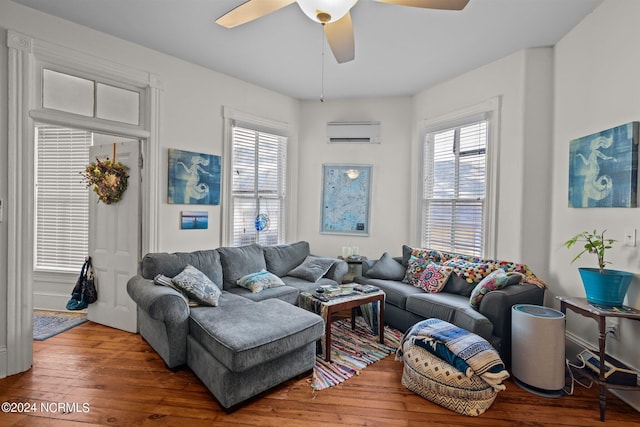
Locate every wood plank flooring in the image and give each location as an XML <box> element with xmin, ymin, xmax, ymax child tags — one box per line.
<box><xmin>0</xmin><ymin>321</ymin><xmax>638</xmax><ymax>426</ymax></box>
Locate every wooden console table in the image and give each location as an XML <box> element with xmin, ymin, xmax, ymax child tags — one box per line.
<box><xmin>557</xmin><ymin>296</ymin><xmax>640</xmax><ymax>422</ymax></box>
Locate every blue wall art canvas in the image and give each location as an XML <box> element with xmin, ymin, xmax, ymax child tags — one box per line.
<box><xmin>168</xmin><ymin>149</ymin><xmax>221</xmax><ymax>205</ymax></box>
<box><xmin>181</xmin><ymin>211</ymin><xmax>208</xmax><ymax>230</ymax></box>
<box><xmin>569</xmin><ymin>122</ymin><xmax>638</xmax><ymax>208</ymax></box>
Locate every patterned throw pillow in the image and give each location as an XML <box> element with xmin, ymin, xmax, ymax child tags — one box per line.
<box><xmin>172</xmin><ymin>264</ymin><xmax>222</xmax><ymax>306</ymax></box>
<box><xmin>404</xmin><ymin>256</ymin><xmax>453</xmax><ymax>291</ymax></box>
<box><xmin>469</xmin><ymin>270</ymin><xmax>524</xmax><ymax>309</ymax></box>
<box><xmin>236</xmin><ymin>270</ymin><xmax>286</xmax><ymax>293</ymax></box>
<box><xmin>416</xmin><ymin>263</ymin><xmax>454</xmax><ymax>293</ymax></box>
<box><xmin>403</xmin><ymin>255</ymin><xmax>430</xmax><ymax>286</ymax></box>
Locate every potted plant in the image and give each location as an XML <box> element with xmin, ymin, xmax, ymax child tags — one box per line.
<box><xmin>565</xmin><ymin>229</ymin><xmax>633</xmax><ymax>306</ymax></box>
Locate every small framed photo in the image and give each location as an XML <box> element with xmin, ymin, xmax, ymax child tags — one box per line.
<box><xmin>181</xmin><ymin>211</ymin><xmax>208</xmax><ymax>230</ymax></box>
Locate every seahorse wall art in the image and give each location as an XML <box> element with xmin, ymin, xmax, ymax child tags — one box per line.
<box><xmin>168</xmin><ymin>148</ymin><xmax>221</xmax><ymax>205</ymax></box>
<box><xmin>568</xmin><ymin>122</ymin><xmax>638</xmax><ymax>208</ymax></box>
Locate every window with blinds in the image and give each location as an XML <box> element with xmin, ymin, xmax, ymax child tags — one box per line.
<box><xmin>35</xmin><ymin>125</ymin><xmax>92</xmax><ymax>271</ymax></box>
<box><xmin>230</xmin><ymin>125</ymin><xmax>286</xmax><ymax>246</ymax></box>
<box><xmin>422</xmin><ymin>120</ymin><xmax>487</xmax><ymax>256</ymax></box>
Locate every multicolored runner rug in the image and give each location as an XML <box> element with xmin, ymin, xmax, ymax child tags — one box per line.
<box><xmin>33</xmin><ymin>311</ymin><xmax>88</xmax><ymax>341</ymax></box>
<box><xmin>311</xmin><ymin>317</ymin><xmax>402</xmax><ymax>390</ymax></box>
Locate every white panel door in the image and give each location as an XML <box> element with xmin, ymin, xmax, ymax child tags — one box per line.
<box><xmin>87</xmin><ymin>140</ymin><xmax>140</xmax><ymax>332</ymax></box>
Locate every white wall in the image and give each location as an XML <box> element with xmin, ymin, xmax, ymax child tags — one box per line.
<box><xmin>412</xmin><ymin>48</ymin><xmax>553</xmax><ymax>278</ymax></box>
<box><xmin>297</xmin><ymin>97</ymin><xmax>413</xmax><ymax>259</ymax></box>
<box><xmin>0</xmin><ymin>0</ymin><xmax>300</xmax><ymax>358</ymax></box>
<box><xmin>551</xmin><ymin>0</ymin><xmax>640</xmax><ymax>402</ymax></box>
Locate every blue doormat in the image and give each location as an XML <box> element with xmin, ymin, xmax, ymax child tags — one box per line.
<box><xmin>33</xmin><ymin>312</ymin><xmax>88</xmax><ymax>341</ymax></box>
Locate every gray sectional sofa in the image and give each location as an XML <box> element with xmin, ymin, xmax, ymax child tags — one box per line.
<box><xmin>126</xmin><ymin>241</ymin><xmax>347</xmax><ymax>410</ymax></box>
<box><xmin>354</xmin><ymin>246</ymin><xmax>546</xmax><ymax>367</ymax></box>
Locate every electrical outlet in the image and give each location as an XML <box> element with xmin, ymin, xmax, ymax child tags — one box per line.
<box><xmin>624</xmin><ymin>228</ymin><xmax>636</xmax><ymax>247</ymax></box>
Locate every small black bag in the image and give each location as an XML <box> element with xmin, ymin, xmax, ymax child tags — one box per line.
<box><xmin>83</xmin><ymin>257</ymin><xmax>98</xmax><ymax>304</ymax></box>
<box><xmin>67</xmin><ymin>257</ymin><xmax>97</xmax><ymax>310</ymax></box>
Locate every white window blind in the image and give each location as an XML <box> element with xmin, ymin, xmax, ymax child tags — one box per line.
<box><xmin>230</xmin><ymin>125</ymin><xmax>286</xmax><ymax>246</ymax></box>
<box><xmin>422</xmin><ymin>120</ymin><xmax>487</xmax><ymax>256</ymax></box>
<box><xmin>35</xmin><ymin>125</ymin><xmax>92</xmax><ymax>271</ymax></box>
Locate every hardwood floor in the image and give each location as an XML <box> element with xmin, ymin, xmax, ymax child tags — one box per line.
<box><xmin>0</xmin><ymin>321</ymin><xmax>638</xmax><ymax>426</ymax></box>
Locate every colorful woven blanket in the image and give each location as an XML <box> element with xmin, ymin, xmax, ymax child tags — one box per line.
<box><xmin>396</xmin><ymin>318</ymin><xmax>509</xmax><ymax>391</ymax></box>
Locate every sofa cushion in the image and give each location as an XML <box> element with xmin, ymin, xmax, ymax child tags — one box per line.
<box><xmin>218</xmin><ymin>244</ymin><xmax>266</xmax><ymax>290</ymax></box>
<box><xmin>354</xmin><ymin>277</ymin><xmax>423</xmax><ymax>309</ymax></box>
<box><xmin>188</xmin><ymin>299</ymin><xmax>323</xmax><ymax>372</ymax></box>
<box><xmin>263</xmin><ymin>241</ymin><xmax>310</xmax><ymax>277</ymax></box>
<box><xmin>141</xmin><ymin>249</ymin><xmax>223</xmax><ymax>288</ymax></box>
<box><xmin>365</xmin><ymin>252</ymin><xmax>406</xmax><ymax>280</ymax></box>
<box><xmin>236</xmin><ymin>270</ymin><xmax>286</xmax><ymax>293</ymax></box>
<box><xmin>287</xmin><ymin>256</ymin><xmax>335</xmax><ymax>282</ymax></box>
<box><xmin>281</xmin><ymin>276</ymin><xmax>338</xmax><ymax>294</ymax></box>
<box><xmin>227</xmin><ymin>285</ymin><xmax>299</xmax><ymax>304</ymax></box>
<box><xmin>172</xmin><ymin>265</ymin><xmax>222</xmax><ymax>306</ymax></box>
<box><xmin>405</xmin><ymin>293</ymin><xmax>493</xmax><ymax>340</ymax></box>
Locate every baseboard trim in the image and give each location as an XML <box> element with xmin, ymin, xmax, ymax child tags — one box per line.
<box><xmin>0</xmin><ymin>346</ymin><xmax>7</xmax><ymax>379</ymax></box>
<box><xmin>33</xmin><ymin>292</ymin><xmax>73</xmax><ymax>311</ymax></box>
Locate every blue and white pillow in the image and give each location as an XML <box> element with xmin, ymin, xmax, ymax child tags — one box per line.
<box><xmin>237</xmin><ymin>270</ymin><xmax>285</xmax><ymax>293</ymax></box>
<box><xmin>172</xmin><ymin>265</ymin><xmax>222</xmax><ymax>306</ymax></box>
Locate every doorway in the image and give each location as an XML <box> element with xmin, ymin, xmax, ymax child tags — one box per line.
<box><xmin>32</xmin><ymin>125</ymin><xmax>142</xmax><ymax>333</ymax></box>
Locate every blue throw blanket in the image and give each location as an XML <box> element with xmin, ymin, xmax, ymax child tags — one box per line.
<box><xmin>396</xmin><ymin>319</ymin><xmax>509</xmax><ymax>391</ymax></box>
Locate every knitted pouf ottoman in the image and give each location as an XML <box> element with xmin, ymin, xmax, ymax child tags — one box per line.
<box><xmin>397</xmin><ymin>319</ymin><xmax>509</xmax><ymax>417</ymax></box>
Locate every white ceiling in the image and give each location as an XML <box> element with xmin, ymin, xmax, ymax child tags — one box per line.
<box><xmin>13</xmin><ymin>0</ymin><xmax>602</xmax><ymax>100</ymax></box>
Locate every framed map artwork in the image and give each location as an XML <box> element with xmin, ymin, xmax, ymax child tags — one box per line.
<box><xmin>321</xmin><ymin>164</ymin><xmax>372</xmax><ymax>235</ymax></box>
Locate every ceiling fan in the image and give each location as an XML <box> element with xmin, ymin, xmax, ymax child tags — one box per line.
<box><xmin>215</xmin><ymin>0</ymin><xmax>470</xmax><ymax>64</ymax></box>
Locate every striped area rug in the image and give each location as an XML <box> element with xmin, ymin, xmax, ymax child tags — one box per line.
<box><xmin>312</xmin><ymin>317</ymin><xmax>403</xmax><ymax>390</ymax></box>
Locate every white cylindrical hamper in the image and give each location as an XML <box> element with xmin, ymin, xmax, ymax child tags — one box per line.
<box><xmin>511</xmin><ymin>304</ymin><xmax>565</xmax><ymax>397</ymax></box>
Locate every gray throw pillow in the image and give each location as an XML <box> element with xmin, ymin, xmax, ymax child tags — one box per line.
<box><xmin>365</xmin><ymin>252</ymin><xmax>405</xmax><ymax>280</ymax></box>
<box><xmin>172</xmin><ymin>265</ymin><xmax>222</xmax><ymax>306</ymax></box>
<box><xmin>263</xmin><ymin>241</ymin><xmax>310</xmax><ymax>277</ymax></box>
<box><xmin>442</xmin><ymin>273</ymin><xmax>474</xmax><ymax>297</ymax></box>
<box><xmin>287</xmin><ymin>256</ymin><xmax>335</xmax><ymax>282</ymax></box>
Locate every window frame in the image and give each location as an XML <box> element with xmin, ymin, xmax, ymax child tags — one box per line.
<box><xmin>420</xmin><ymin>97</ymin><xmax>500</xmax><ymax>258</ymax></box>
<box><xmin>222</xmin><ymin>107</ymin><xmax>289</xmax><ymax>247</ymax></box>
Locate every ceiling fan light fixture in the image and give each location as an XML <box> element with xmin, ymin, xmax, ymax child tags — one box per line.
<box><xmin>296</xmin><ymin>0</ymin><xmax>358</xmax><ymax>24</ymax></box>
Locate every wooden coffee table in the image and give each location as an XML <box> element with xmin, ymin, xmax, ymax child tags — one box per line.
<box><xmin>313</xmin><ymin>290</ymin><xmax>386</xmax><ymax>362</ymax></box>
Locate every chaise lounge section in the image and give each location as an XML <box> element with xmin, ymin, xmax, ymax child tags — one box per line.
<box><xmin>127</xmin><ymin>241</ymin><xmax>346</xmax><ymax>409</ymax></box>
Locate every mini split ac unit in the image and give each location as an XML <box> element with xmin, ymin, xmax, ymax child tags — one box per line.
<box><xmin>326</xmin><ymin>121</ymin><xmax>381</xmax><ymax>144</ymax></box>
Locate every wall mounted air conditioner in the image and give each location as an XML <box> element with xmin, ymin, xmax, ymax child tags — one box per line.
<box><xmin>326</xmin><ymin>121</ymin><xmax>381</xmax><ymax>144</ymax></box>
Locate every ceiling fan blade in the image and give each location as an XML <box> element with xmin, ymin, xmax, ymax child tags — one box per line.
<box><xmin>215</xmin><ymin>0</ymin><xmax>296</xmax><ymax>28</ymax></box>
<box><xmin>373</xmin><ymin>0</ymin><xmax>470</xmax><ymax>11</ymax></box>
<box><xmin>324</xmin><ymin>13</ymin><xmax>355</xmax><ymax>64</ymax></box>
